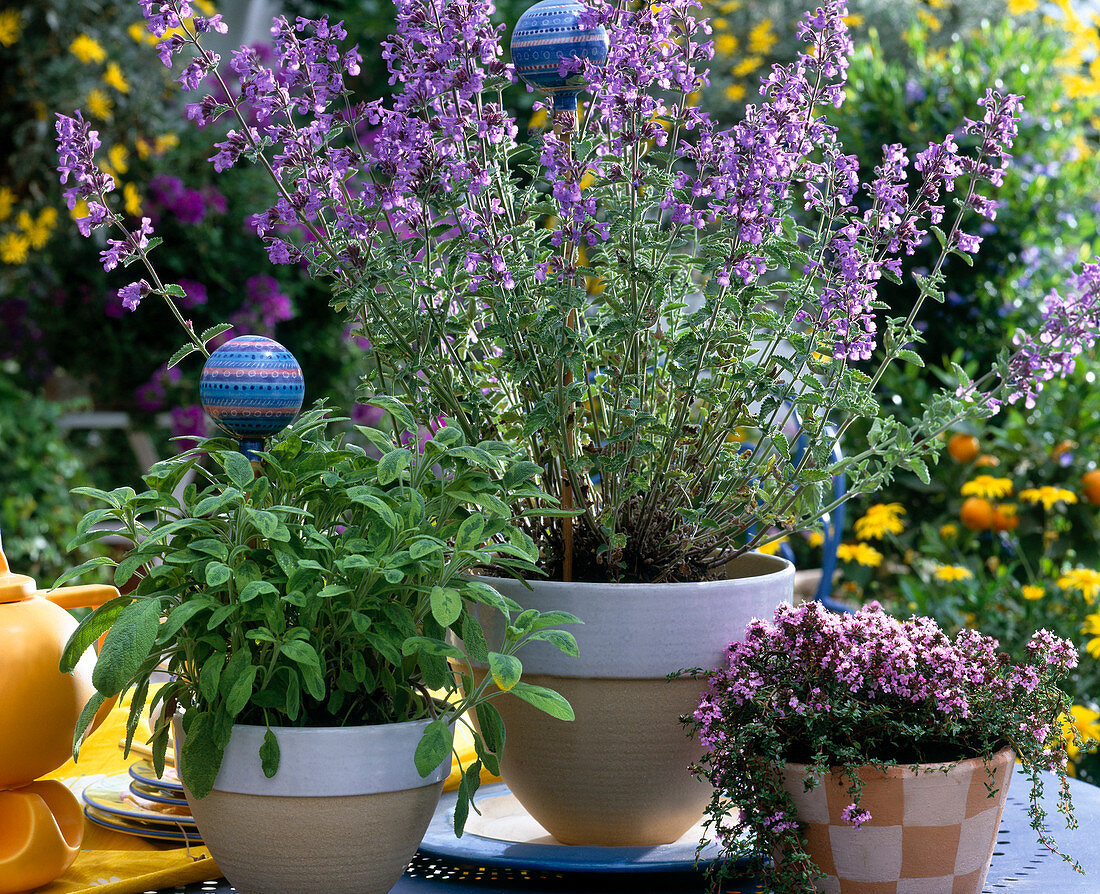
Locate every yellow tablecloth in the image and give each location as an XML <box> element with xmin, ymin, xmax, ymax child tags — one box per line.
<box><xmin>36</xmin><ymin>703</ymin><xmax>219</xmax><ymax>894</ymax></box>
<box><xmin>34</xmin><ymin>703</ymin><xmax>496</xmax><ymax>894</ymax></box>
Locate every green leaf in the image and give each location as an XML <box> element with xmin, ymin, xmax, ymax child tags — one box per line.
<box><xmin>401</xmin><ymin>636</ymin><xmax>466</xmax><ymax>663</ymax></box>
<box><xmin>414</xmin><ymin>718</ymin><xmax>453</xmax><ymax>777</ymax></box>
<box><xmin>199</xmin><ymin>652</ymin><xmax>225</xmax><ymax>702</ymax></box>
<box><xmin>377</xmin><ymin>447</ymin><xmax>413</xmax><ymax>485</ymax></box>
<box><xmin>507</xmin><ymin>681</ymin><xmax>574</xmax><ymax>720</ymax></box>
<box><xmin>455</xmin><ymin>514</ymin><xmax>485</xmax><ymax>552</ymax></box>
<box><xmin>72</xmin><ymin>692</ymin><xmax>106</xmax><ymax>760</ymax></box>
<box><xmin>488</xmin><ymin>651</ymin><xmax>522</xmax><ymax>692</ymax></box>
<box><xmin>430</xmin><ymin>586</ymin><xmax>462</xmax><ymax>628</ymax></box>
<box><xmin>205</xmin><ymin>562</ymin><xmax>233</xmax><ymax>587</ymax></box>
<box><xmin>158</xmin><ymin>598</ymin><xmax>218</xmax><ymax>642</ymax></box>
<box><xmin>239</xmin><ymin>580</ymin><xmax>279</xmax><ymax>602</ymax></box>
<box><xmin>52</xmin><ymin>555</ymin><xmax>117</xmax><ymax>589</ymax></box>
<box><xmin>200</xmin><ymin>323</ymin><xmax>233</xmax><ymax>345</ymax></box>
<box><xmin>179</xmin><ymin>712</ymin><xmax>224</xmax><ymax>799</ymax></box>
<box><xmin>526</xmin><ymin>629</ymin><xmax>580</xmax><ymax>657</ymax></box>
<box><xmin>222</xmin><ymin>451</ymin><xmax>256</xmax><ymax>490</ymax></box>
<box><xmin>225</xmin><ymin>665</ymin><xmax>259</xmax><ymax>718</ymax></box>
<box><xmin>503</xmin><ymin>461</ymin><xmax>544</xmax><ymax>491</ymax></box>
<box><xmin>59</xmin><ymin>593</ymin><xmax>133</xmax><ymax>673</ymax></box>
<box><xmin>260</xmin><ymin>728</ymin><xmax>280</xmax><ymax>778</ymax></box>
<box><xmin>459</xmin><ymin>613</ymin><xmax>489</xmax><ymax>664</ymax></box>
<box><xmin>474</xmin><ymin>702</ymin><xmax>505</xmax><ymax>757</ymax></box>
<box><xmin>409</xmin><ymin>537</ymin><xmax>444</xmax><ymax>560</ymax></box>
<box><xmin>92</xmin><ymin>598</ymin><xmax>164</xmax><ymax>695</ymax></box>
<box><xmin>167</xmin><ymin>343</ymin><xmax>198</xmax><ymax>370</ymax></box>
<box><xmin>247</xmin><ymin>508</ymin><xmax>280</xmax><ymax>538</ymax></box>
<box><xmin>363</xmin><ymin>394</ymin><xmax>416</xmax><ymax>435</ymax></box>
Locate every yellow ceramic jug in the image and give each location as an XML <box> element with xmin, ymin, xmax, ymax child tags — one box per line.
<box><xmin>0</xmin><ymin>540</ymin><xmax>120</xmax><ymax>894</ymax></box>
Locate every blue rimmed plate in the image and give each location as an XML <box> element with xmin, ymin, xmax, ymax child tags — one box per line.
<box><xmin>83</xmin><ymin>805</ymin><xmax>203</xmax><ymax>844</ymax></box>
<box><xmin>82</xmin><ymin>774</ymin><xmax>196</xmax><ymax>827</ymax></box>
<box><xmin>419</xmin><ymin>782</ymin><xmax>725</xmax><ymax>873</ymax></box>
<box><xmin>128</xmin><ymin>759</ymin><xmax>185</xmax><ymax>795</ymax></box>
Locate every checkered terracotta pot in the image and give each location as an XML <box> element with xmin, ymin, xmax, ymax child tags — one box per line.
<box><xmin>779</xmin><ymin>746</ymin><xmax>1015</xmax><ymax>894</ymax></box>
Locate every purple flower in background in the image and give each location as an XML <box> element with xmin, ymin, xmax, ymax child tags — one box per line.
<box><xmin>229</xmin><ymin>274</ymin><xmax>295</xmax><ymax>335</ymax></box>
<box><xmin>352</xmin><ymin>403</ymin><xmax>386</xmax><ymax>427</ymax></box>
<box><xmin>170</xmin><ymin>403</ymin><xmax>209</xmax><ymax>448</ymax></box>
<box><xmin>177</xmin><ymin>279</ymin><xmax>209</xmax><ymax>309</ymax></box>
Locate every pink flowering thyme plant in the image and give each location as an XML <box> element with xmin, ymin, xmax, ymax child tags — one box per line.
<box><xmin>55</xmin><ymin>0</ymin><xmax>1100</xmax><ymax>583</ymax></box>
<box><xmin>686</xmin><ymin>601</ymin><xmax>1082</xmax><ymax>892</ymax></box>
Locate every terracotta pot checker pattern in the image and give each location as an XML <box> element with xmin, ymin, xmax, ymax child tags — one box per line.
<box><xmin>780</xmin><ymin>748</ymin><xmax>1015</xmax><ymax>894</ymax></box>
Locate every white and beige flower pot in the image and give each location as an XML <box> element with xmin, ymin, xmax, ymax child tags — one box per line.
<box><xmin>174</xmin><ymin>718</ymin><xmax>447</xmax><ymax>894</ymax></box>
<box><xmin>474</xmin><ymin>551</ymin><xmax>793</xmax><ymax>846</ymax></box>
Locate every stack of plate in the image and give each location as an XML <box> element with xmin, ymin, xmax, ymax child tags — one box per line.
<box><xmin>81</xmin><ymin>762</ymin><xmax>201</xmax><ymax>844</ymax></box>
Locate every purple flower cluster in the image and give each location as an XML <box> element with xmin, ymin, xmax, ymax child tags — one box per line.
<box><xmin>695</xmin><ymin>601</ymin><xmax>1074</xmax><ymax>771</ymax></box>
<box><xmin>55</xmin><ymin>112</ymin><xmax>159</xmax><ymax>312</ymax></box>
<box><xmin>1001</xmin><ymin>261</ymin><xmax>1100</xmax><ymax>408</ymax></box>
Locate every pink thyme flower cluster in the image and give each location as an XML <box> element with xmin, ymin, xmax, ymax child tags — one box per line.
<box><xmin>695</xmin><ymin>601</ymin><xmax>1074</xmax><ymax>760</ymax></box>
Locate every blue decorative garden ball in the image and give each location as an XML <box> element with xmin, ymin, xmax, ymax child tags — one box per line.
<box><xmin>511</xmin><ymin>0</ymin><xmax>609</xmax><ymax>112</ymax></box>
<box><xmin>199</xmin><ymin>335</ymin><xmax>304</xmax><ymax>459</ymax></box>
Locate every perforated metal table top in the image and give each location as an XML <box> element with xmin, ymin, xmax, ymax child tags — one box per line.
<box><xmin>149</xmin><ymin>768</ymin><xmax>1100</xmax><ymax>893</ymax></box>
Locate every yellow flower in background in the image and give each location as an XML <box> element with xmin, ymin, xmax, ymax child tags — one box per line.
<box><xmin>933</xmin><ymin>565</ymin><xmax>972</xmax><ymax>582</ymax></box>
<box><xmin>1019</xmin><ymin>486</ymin><xmax>1078</xmax><ymax>510</ymax></box>
<box><xmin>756</xmin><ymin>536</ymin><xmax>787</xmax><ymax>556</ymax></box>
<box><xmin>916</xmin><ymin>9</ymin><xmax>942</xmax><ymax>31</ymax></box>
<box><xmin>836</xmin><ymin>542</ymin><xmax>883</xmax><ymax>568</ymax></box>
<box><xmin>939</xmin><ymin>523</ymin><xmax>958</xmax><ymax>539</ymax></box>
<box><xmin>1062</xmin><ymin>705</ymin><xmax>1100</xmax><ymax>762</ymax></box>
<box><xmin>711</xmin><ymin>17</ymin><xmax>728</xmax><ymax>30</ymax></box>
<box><xmin>0</xmin><ymin>232</ymin><xmax>30</xmax><ymax>264</ymax></box>
<box><xmin>1007</xmin><ymin>0</ymin><xmax>1039</xmax><ymax>13</ymax></box>
<box><xmin>194</xmin><ymin>0</ymin><xmax>217</xmax><ymax>14</ymax></box>
<box><xmin>0</xmin><ymin>8</ymin><xmax>22</xmax><ymax>46</ymax></box>
<box><xmin>1022</xmin><ymin>585</ymin><xmax>1044</xmax><ymax>601</ymax></box>
<box><xmin>1059</xmin><ymin>568</ymin><xmax>1100</xmax><ymax>602</ymax></box>
<box><xmin>69</xmin><ymin>198</ymin><xmax>89</xmax><ymax>221</ymax></box>
<box><xmin>135</xmin><ymin>133</ymin><xmax>181</xmax><ymax>159</ymax></box>
<box><xmin>732</xmin><ymin>56</ymin><xmax>762</xmax><ymax>78</ymax></box>
<box><xmin>1083</xmin><ymin>613</ymin><xmax>1100</xmax><ymax>657</ymax></box>
<box><xmin>0</xmin><ymin>187</ymin><xmax>13</xmax><ymax>221</ymax></box>
<box><xmin>128</xmin><ymin>22</ymin><xmax>158</xmax><ymax>45</ymax></box>
<box><xmin>961</xmin><ymin>475</ymin><xmax>1014</xmax><ymax>500</ymax></box>
<box><xmin>854</xmin><ymin>503</ymin><xmax>905</xmax><ymax>540</ymax></box>
<box><xmin>748</xmin><ymin>20</ymin><xmax>776</xmax><ymax>55</ymax></box>
<box><xmin>124</xmin><ymin>183</ymin><xmax>143</xmax><ymax>217</ymax></box>
<box><xmin>724</xmin><ymin>83</ymin><xmax>746</xmax><ymax>102</ymax></box>
<box><xmin>806</xmin><ymin>530</ymin><xmax>824</xmax><ymax>549</ymax></box>
<box><xmin>18</xmin><ymin>208</ymin><xmax>56</xmax><ymax>250</ymax></box>
<box><xmin>87</xmin><ymin>88</ymin><xmax>114</xmax><ymax>120</ymax></box>
<box><xmin>714</xmin><ymin>33</ymin><xmax>738</xmax><ymax>56</ymax></box>
<box><xmin>70</xmin><ymin>34</ymin><xmax>107</xmax><ymax>64</ymax></box>
<box><xmin>103</xmin><ymin>62</ymin><xmax>131</xmax><ymax>94</ymax></box>
<box><xmin>108</xmin><ymin>145</ymin><xmax>130</xmax><ymax>176</ymax></box>
<box><xmin>842</xmin><ymin>12</ymin><xmax>865</xmax><ymax>26</ymax></box>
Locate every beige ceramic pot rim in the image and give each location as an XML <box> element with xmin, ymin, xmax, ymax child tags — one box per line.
<box><xmin>471</xmin><ymin>552</ymin><xmax>794</xmax><ymax>678</ymax></box>
<box><xmin>173</xmin><ymin>716</ymin><xmax>448</xmax><ymax>798</ymax></box>
<box><xmin>783</xmin><ymin>744</ymin><xmax>1016</xmax><ymax>779</ymax></box>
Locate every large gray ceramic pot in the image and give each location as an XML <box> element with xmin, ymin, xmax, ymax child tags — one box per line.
<box><xmin>473</xmin><ymin>551</ymin><xmax>793</xmax><ymax>846</ymax></box>
<box><xmin>174</xmin><ymin>718</ymin><xmax>447</xmax><ymax>894</ymax></box>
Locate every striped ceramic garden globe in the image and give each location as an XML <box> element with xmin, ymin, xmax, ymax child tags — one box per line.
<box><xmin>199</xmin><ymin>335</ymin><xmax>304</xmax><ymax>452</ymax></box>
<box><xmin>510</xmin><ymin>0</ymin><xmax>609</xmax><ymax>111</ymax></box>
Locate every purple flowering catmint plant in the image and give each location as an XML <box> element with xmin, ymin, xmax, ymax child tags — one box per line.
<box><xmin>56</xmin><ymin>0</ymin><xmax>1100</xmax><ymax>583</ymax></box>
<box><xmin>687</xmin><ymin>601</ymin><xmax>1081</xmax><ymax>892</ymax></box>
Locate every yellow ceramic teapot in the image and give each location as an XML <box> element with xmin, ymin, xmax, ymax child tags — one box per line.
<box><xmin>0</xmin><ymin>541</ymin><xmax>120</xmax><ymax>893</ymax></box>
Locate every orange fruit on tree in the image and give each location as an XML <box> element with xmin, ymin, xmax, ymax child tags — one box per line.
<box><xmin>991</xmin><ymin>504</ymin><xmax>1019</xmax><ymax>532</ymax></box>
<box><xmin>947</xmin><ymin>432</ymin><xmax>980</xmax><ymax>463</ymax></box>
<box><xmin>1083</xmin><ymin>469</ymin><xmax>1100</xmax><ymax>506</ymax></box>
<box><xmin>960</xmin><ymin>496</ymin><xmax>994</xmax><ymax>531</ymax></box>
